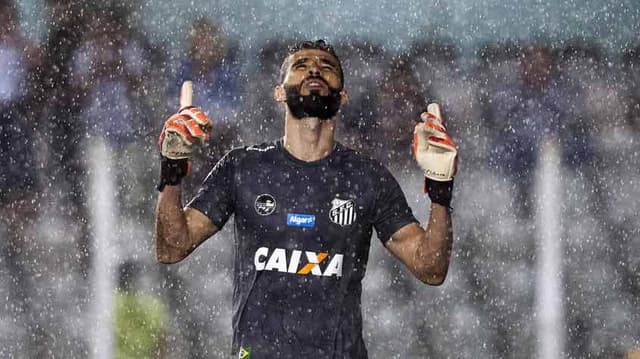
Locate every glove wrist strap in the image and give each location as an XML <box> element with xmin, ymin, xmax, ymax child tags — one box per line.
<box><xmin>157</xmin><ymin>156</ymin><xmax>189</xmax><ymax>191</ymax></box>
<box><xmin>424</xmin><ymin>178</ymin><xmax>454</xmax><ymax>208</ymax></box>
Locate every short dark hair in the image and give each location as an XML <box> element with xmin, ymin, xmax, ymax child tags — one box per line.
<box><xmin>279</xmin><ymin>39</ymin><xmax>344</xmax><ymax>87</ymax></box>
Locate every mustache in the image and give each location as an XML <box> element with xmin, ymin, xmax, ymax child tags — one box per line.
<box><xmin>300</xmin><ymin>76</ymin><xmax>331</xmax><ymax>90</ymax></box>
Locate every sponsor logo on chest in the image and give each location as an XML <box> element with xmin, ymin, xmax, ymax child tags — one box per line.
<box><xmin>287</xmin><ymin>213</ymin><xmax>316</xmax><ymax>228</ymax></box>
<box><xmin>254</xmin><ymin>247</ymin><xmax>343</xmax><ymax>277</ymax></box>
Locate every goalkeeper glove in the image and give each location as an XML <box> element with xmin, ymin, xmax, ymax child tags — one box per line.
<box><xmin>157</xmin><ymin>106</ymin><xmax>212</xmax><ymax>191</ymax></box>
<box><xmin>413</xmin><ymin>103</ymin><xmax>458</xmax><ymax>207</ymax></box>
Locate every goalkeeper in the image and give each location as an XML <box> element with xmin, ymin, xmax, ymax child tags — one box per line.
<box><xmin>155</xmin><ymin>39</ymin><xmax>457</xmax><ymax>358</ymax></box>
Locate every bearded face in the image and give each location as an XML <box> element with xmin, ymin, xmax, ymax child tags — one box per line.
<box><xmin>279</xmin><ymin>48</ymin><xmax>344</xmax><ymax>120</ymax></box>
<box><xmin>283</xmin><ymin>77</ymin><xmax>342</xmax><ymax>120</ymax></box>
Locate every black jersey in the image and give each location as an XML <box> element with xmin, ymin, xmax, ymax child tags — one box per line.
<box><xmin>188</xmin><ymin>139</ymin><xmax>418</xmax><ymax>359</ymax></box>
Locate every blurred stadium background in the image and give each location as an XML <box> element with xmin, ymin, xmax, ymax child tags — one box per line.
<box><xmin>1</xmin><ymin>0</ymin><xmax>639</xmax><ymax>358</ymax></box>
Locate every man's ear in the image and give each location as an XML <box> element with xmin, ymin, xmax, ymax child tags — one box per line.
<box><xmin>274</xmin><ymin>85</ymin><xmax>286</xmax><ymax>102</ymax></box>
<box><xmin>340</xmin><ymin>89</ymin><xmax>349</xmax><ymax>105</ymax></box>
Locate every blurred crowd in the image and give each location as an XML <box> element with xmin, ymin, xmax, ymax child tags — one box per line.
<box><xmin>1</xmin><ymin>0</ymin><xmax>639</xmax><ymax>358</ymax></box>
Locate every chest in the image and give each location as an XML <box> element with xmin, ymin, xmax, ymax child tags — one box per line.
<box><xmin>233</xmin><ymin>162</ymin><xmax>375</xmax><ymax>244</ymax></box>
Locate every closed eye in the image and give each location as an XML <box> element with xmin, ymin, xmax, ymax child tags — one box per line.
<box><xmin>292</xmin><ymin>58</ymin><xmax>308</xmax><ymax>70</ymax></box>
<box><xmin>319</xmin><ymin>58</ymin><xmax>338</xmax><ymax>71</ymax></box>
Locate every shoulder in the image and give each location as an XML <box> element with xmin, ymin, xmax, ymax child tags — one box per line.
<box><xmin>220</xmin><ymin>141</ymin><xmax>279</xmax><ymax>165</ymax></box>
<box><xmin>340</xmin><ymin>144</ymin><xmax>404</xmax><ymax>189</ymax></box>
<box><xmin>336</xmin><ymin>143</ymin><xmax>388</xmax><ymax>173</ymax></box>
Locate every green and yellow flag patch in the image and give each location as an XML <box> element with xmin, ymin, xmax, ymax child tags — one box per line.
<box><xmin>238</xmin><ymin>347</ymin><xmax>250</xmax><ymax>359</ymax></box>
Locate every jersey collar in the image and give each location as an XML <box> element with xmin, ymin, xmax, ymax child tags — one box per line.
<box><xmin>276</xmin><ymin>138</ymin><xmax>343</xmax><ymax>167</ymax></box>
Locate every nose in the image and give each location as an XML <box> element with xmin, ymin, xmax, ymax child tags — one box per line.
<box><xmin>308</xmin><ymin>63</ymin><xmax>320</xmax><ymax>77</ymax></box>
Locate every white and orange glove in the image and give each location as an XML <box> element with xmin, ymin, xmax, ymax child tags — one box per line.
<box><xmin>157</xmin><ymin>81</ymin><xmax>212</xmax><ymax>191</ymax></box>
<box><xmin>159</xmin><ymin>106</ymin><xmax>211</xmax><ymax>160</ymax></box>
<box><xmin>413</xmin><ymin>103</ymin><xmax>458</xmax><ymax>207</ymax></box>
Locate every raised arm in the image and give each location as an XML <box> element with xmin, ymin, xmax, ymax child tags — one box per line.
<box><xmin>385</xmin><ymin>204</ymin><xmax>452</xmax><ymax>285</ymax></box>
<box><xmin>155</xmin><ymin>81</ymin><xmax>216</xmax><ymax>263</ymax></box>
<box><xmin>386</xmin><ymin>103</ymin><xmax>457</xmax><ymax>285</ymax></box>
<box><xmin>155</xmin><ymin>185</ymin><xmax>218</xmax><ymax>263</ymax></box>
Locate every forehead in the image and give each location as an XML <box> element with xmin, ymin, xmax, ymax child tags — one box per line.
<box><xmin>287</xmin><ymin>49</ymin><xmax>339</xmax><ymax>65</ymax></box>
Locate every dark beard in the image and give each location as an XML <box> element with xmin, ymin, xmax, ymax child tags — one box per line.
<box><xmin>284</xmin><ymin>83</ymin><xmax>342</xmax><ymax>120</ymax></box>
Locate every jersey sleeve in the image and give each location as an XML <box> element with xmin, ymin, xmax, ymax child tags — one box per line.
<box><xmin>372</xmin><ymin>165</ymin><xmax>419</xmax><ymax>244</ymax></box>
<box><xmin>186</xmin><ymin>149</ymin><xmax>238</xmax><ymax>229</ymax></box>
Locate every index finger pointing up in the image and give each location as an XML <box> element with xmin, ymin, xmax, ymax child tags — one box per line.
<box><xmin>180</xmin><ymin>80</ymin><xmax>193</xmax><ymax>109</ymax></box>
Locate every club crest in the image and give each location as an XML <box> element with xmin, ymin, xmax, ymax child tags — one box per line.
<box><xmin>329</xmin><ymin>198</ymin><xmax>356</xmax><ymax>226</ymax></box>
<box><xmin>255</xmin><ymin>194</ymin><xmax>276</xmax><ymax>216</ymax></box>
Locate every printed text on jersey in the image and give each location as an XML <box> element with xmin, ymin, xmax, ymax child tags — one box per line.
<box><xmin>254</xmin><ymin>247</ymin><xmax>343</xmax><ymax>277</ymax></box>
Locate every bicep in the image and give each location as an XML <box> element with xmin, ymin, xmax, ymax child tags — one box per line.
<box><xmin>384</xmin><ymin>210</ymin><xmax>453</xmax><ymax>285</ymax></box>
<box><xmin>184</xmin><ymin>207</ymin><xmax>218</xmax><ymax>249</ymax></box>
<box><xmin>384</xmin><ymin>222</ymin><xmax>425</xmax><ymax>269</ymax></box>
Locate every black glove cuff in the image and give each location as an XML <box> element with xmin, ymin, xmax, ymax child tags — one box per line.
<box><xmin>425</xmin><ymin>178</ymin><xmax>454</xmax><ymax>208</ymax></box>
<box><xmin>157</xmin><ymin>156</ymin><xmax>189</xmax><ymax>191</ymax></box>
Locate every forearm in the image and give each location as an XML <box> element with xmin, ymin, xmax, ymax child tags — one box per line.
<box><xmin>156</xmin><ymin>87</ymin><xmax>215</xmax><ymax>263</ymax></box>
<box><xmin>415</xmin><ymin>203</ymin><xmax>453</xmax><ymax>285</ymax></box>
<box><xmin>405</xmin><ymin>103</ymin><xmax>456</xmax><ymax>284</ymax></box>
<box><xmin>155</xmin><ymin>185</ymin><xmax>192</xmax><ymax>263</ymax></box>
